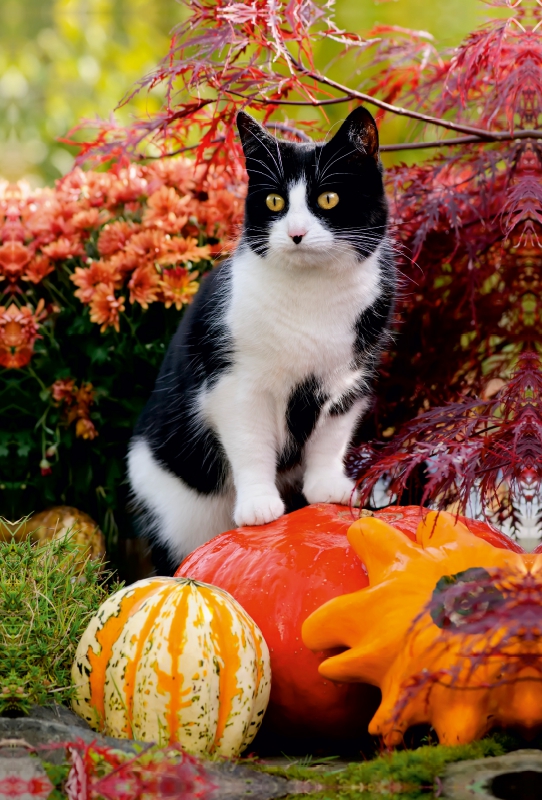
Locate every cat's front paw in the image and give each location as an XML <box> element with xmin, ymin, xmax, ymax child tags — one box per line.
<box><xmin>234</xmin><ymin>494</ymin><xmax>285</xmax><ymax>527</ymax></box>
<box><xmin>303</xmin><ymin>472</ymin><xmax>359</xmax><ymax>506</ymax></box>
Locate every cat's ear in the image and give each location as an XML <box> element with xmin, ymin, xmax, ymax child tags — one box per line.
<box><xmin>326</xmin><ymin>106</ymin><xmax>380</xmax><ymax>162</ymax></box>
<box><xmin>237</xmin><ymin>111</ymin><xmax>277</xmax><ymax>158</ymax></box>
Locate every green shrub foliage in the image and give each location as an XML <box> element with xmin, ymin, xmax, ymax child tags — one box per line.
<box><xmin>0</xmin><ymin>520</ymin><xmax>116</xmax><ymax>714</ymax></box>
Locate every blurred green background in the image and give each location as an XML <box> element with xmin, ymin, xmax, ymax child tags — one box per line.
<box><xmin>0</xmin><ymin>0</ymin><xmax>488</xmax><ymax>186</ymax></box>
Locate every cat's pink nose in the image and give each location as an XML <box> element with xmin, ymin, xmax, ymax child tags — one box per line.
<box><xmin>289</xmin><ymin>228</ymin><xmax>307</xmax><ymax>244</ymax></box>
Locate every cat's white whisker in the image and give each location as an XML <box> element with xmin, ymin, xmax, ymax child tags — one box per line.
<box><xmin>248</xmin><ymin>131</ymin><xmax>284</xmax><ymax>180</ymax></box>
<box><xmin>246</xmin><ymin>158</ymin><xmax>279</xmax><ymax>182</ymax></box>
<box><xmin>318</xmin><ymin>146</ymin><xmax>359</xmax><ymax>182</ymax></box>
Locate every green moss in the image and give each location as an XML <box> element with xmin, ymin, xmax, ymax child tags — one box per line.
<box><xmin>0</xmin><ymin>520</ymin><xmax>118</xmax><ymax>714</ymax></box>
<box><xmin>251</xmin><ymin>736</ymin><xmax>511</xmax><ymax>799</ymax></box>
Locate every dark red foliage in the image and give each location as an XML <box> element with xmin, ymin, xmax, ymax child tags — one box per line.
<box><xmin>349</xmin><ymin>1</ymin><xmax>542</xmax><ymax>528</ymax></box>
<box><xmin>68</xmin><ymin>0</ymin><xmax>542</xmax><ymax>528</ymax></box>
<box><xmin>348</xmin><ymin>353</ymin><xmax>542</xmax><ymax>530</ymax></box>
<box><xmin>44</xmin><ymin>739</ymin><xmax>215</xmax><ymax>800</ymax></box>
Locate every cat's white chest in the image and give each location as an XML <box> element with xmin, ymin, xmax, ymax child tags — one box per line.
<box><xmin>226</xmin><ymin>246</ymin><xmax>382</xmax><ymax>393</ymax></box>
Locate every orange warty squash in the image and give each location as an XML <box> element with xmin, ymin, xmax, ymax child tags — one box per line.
<box><xmin>303</xmin><ymin>511</ymin><xmax>542</xmax><ymax>745</ymax></box>
<box><xmin>30</xmin><ymin>506</ymin><xmax>106</xmax><ymax>562</ymax></box>
<box><xmin>176</xmin><ymin>503</ymin><xmax>522</xmax><ymax>739</ymax></box>
<box><xmin>72</xmin><ymin>577</ymin><xmax>271</xmax><ymax>756</ymax></box>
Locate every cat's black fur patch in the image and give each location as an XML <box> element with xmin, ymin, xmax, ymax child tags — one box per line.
<box><xmin>354</xmin><ymin>290</ymin><xmax>395</xmax><ymax>359</ymax></box>
<box><xmin>278</xmin><ymin>375</ymin><xmax>328</xmax><ymax>470</ymax></box>
<box><xmin>149</xmin><ymin>537</ymin><xmax>179</xmax><ymax>575</ymax></box>
<box><xmin>135</xmin><ymin>264</ymin><xmax>233</xmax><ymax>494</ymax></box>
<box><xmin>328</xmin><ymin>382</ymin><xmax>368</xmax><ymax>417</ymax></box>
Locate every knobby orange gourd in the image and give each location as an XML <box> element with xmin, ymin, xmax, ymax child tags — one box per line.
<box><xmin>71</xmin><ymin>578</ymin><xmax>271</xmax><ymax>756</ymax></box>
<box><xmin>302</xmin><ymin>511</ymin><xmax>542</xmax><ymax>745</ymax></box>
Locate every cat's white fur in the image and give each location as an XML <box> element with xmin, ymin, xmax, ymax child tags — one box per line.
<box><xmin>128</xmin><ymin>179</ymin><xmax>383</xmax><ymax>561</ymax></box>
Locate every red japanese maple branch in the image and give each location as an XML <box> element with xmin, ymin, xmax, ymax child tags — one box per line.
<box><xmin>380</xmin><ymin>132</ymin><xmax>542</xmax><ymax>151</ymax></box>
<box><xmin>136</xmin><ymin>121</ymin><xmax>310</xmax><ymax>160</ymax></box>
<box><xmin>138</xmin><ymin>132</ymin><xmax>542</xmax><ymax>162</ymax></box>
<box><xmin>284</xmin><ymin>55</ymin><xmax>496</xmax><ymax>138</ymax></box>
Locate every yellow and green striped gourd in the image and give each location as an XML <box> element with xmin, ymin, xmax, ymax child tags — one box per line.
<box><xmin>71</xmin><ymin>577</ymin><xmax>271</xmax><ymax>756</ymax></box>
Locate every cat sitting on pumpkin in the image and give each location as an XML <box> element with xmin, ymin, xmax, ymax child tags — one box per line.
<box><xmin>129</xmin><ymin>107</ymin><xmax>396</xmax><ymax>569</ymax></box>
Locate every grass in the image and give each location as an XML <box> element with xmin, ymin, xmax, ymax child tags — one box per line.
<box><xmin>0</xmin><ymin>517</ymin><xmax>117</xmax><ymax>714</ymax></box>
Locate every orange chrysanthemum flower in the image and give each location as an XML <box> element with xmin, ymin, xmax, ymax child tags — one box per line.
<box><xmin>144</xmin><ymin>159</ymin><xmax>197</xmax><ymax>196</ymax></box>
<box><xmin>124</xmin><ymin>229</ymin><xmax>169</xmax><ymax>261</ymax></box>
<box><xmin>158</xmin><ymin>236</ymin><xmax>210</xmax><ymax>267</ymax></box>
<box><xmin>158</xmin><ymin>267</ymin><xmax>200</xmax><ymax>310</ymax></box>
<box><xmin>197</xmin><ymin>188</ymin><xmax>244</xmax><ymax>240</ymax></box>
<box><xmin>105</xmin><ymin>167</ymin><xmax>147</xmax><ymax>207</ymax></box>
<box><xmin>0</xmin><ymin>160</ymin><xmax>243</xmax><ymax>333</ymax></box>
<box><xmin>22</xmin><ymin>202</ymin><xmax>60</xmax><ymax>244</ymax></box>
<box><xmin>128</xmin><ymin>263</ymin><xmax>161</xmax><ymax>308</ymax></box>
<box><xmin>89</xmin><ymin>283</ymin><xmax>125</xmax><ymax>332</ymax></box>
<box><xmin>43</xmin><ymin>202</ymin><xmax>80</xmax><ymax>238</ymax></box>
<box><xmin>0</xmin><ymin>241</ymin><xmax>32</xmax><ymax>281</ymax></box>
<box><xmin>142</xmin><ymin>185</ymin><xmax>192</xmax><ymax>233</ymax></box>
<box><xmin>107</xmin><ymin>250</ymin><xmax>139</xmax><ymax>277</ymax></box>
<box><xmin>71</xmin><ymin>260</ymin><xmax>122</xmax><ymax>304</ymax></box>
<box><xmin>71</xmin><ymin>382</ymin><xmax>96</xmax><ymax>416</ymax></box>
<box><xmin>23</xmin><ymin>254</ymin><xmax>55</xmax><ymax>284</ymax></box>
<box><xmin>51</xmin><ymin>377</ymin><xmax>99</xmax><ymax>439</ymax></box>
<box><xmin>72</xmin><ymin>208</ymin><xmax>110</xmax><ymax>231</ymax></box>
<box><xmin>42</xmin><ymin>236</ymin><xmax>84</xmax><ymax>260</ymax></box>
<box><xmin>75</xmin><ymin>170</ymin><xmax>113</xmax><ymax>208</ymax></box>
<box><xmin>97</xmin><ymin>221</ymin><xmax>139</xmax><ymax>256</ymax></box>
<box><xmin>0</xmin><ymin>300</ymin><xmax>46</xmax><ymax>368</ymax></box>
<box><xmin>76</xmin><ymin>417</ymin><xmax>98</xmax><ymax>440</ymax></box>
<box><xmin>51</xmin><ymin>378</ymin><xmax>76</xmax><ymax>403</ymax></box>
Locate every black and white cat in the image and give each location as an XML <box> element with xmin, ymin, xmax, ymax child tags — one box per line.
<box><xmin>128</xmin><ymin>106</ymin><xmax>396</xmax><ymax>570</ymax></box>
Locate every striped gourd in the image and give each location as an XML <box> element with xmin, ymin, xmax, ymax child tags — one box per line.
<box><xmin>71</xmin><ymin>577</ymin><xmax>271</xmax><ymax>756</ymax></box>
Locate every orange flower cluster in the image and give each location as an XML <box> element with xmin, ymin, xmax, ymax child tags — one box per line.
<box><xmin>0</xmin><ymin>298</ymin><xmax>47</xmax><ymax>368</ymax></box>
<box><xmin>0</xmin><ymin>159</ymin><xmax>245</xmax><ymax>356</ymax></box>
<box><xmin>52</xmin><ymin>378</ymin><xmax>99</xmax><ymax>440</ymax></box>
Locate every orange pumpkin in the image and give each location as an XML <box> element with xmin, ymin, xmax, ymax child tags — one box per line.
<box><xmin>176</xmin><ymin>503</ymin><xmax>522</xmax><ymax>739</ymax></box>
<box><xmin>303</xmin><ymin>511</ymin><xmax>542</xmax><ymax>744</ymax></box>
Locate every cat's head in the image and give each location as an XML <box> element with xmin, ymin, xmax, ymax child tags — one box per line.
<box><xmin>237</xmin><ymin>107</ymin><xmax>388</xmax><ymax>267</ymax></box>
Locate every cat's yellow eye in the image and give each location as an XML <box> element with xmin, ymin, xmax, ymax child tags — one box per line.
<box><xmin>266</xmin><ymin>193</ymin><xmax>285</xmax><ymax>212</ymax></box>
<box><xmin>317</xmin><ymin>191</ymin><xmax>339</xmax><ymax>210</ymax></box>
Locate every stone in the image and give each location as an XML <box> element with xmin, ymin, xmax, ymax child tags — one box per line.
<box><xmin>0</xmin><ymin>712</ymin><xmax>141</xmax><ymax>765</ymax></box>
<box><xmin>442</xmin><ymin>749</ymin><xmax>542</xmax><ymax>799</ymax></box>
<box><xmin>0</xmin><ymin>706</ymin><xmax>315</xmax><ymax>799</ymax></box>
<box><xmin>27</xmin><ymin>703</ymin><xmax>92</xmax><ymax>728</ymax></box>
<box><xmin>205</xmin><ymin>761</ymin><xmax>293</xmax><ymax>799</ymax></box>
<box><xmin>0</xmin><ymin>745</ymin><xmax>52</xmax><ymax>800</ymax></box>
